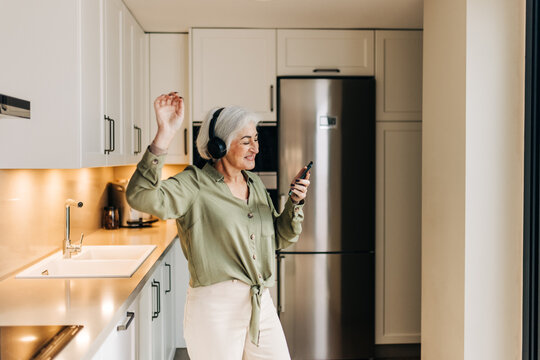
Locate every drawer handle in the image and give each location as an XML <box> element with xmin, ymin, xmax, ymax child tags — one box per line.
<box><xmin>313</xmin><ymin>68</ymin><xmax>340</xmax><ymax>73</ymax></box>
<box><xmin>151</xmin><ymin>281</ymin><xmax>159</xmax><ymax>319</ymax></box>
<box><xmin>117</xmin><ymin>311</ymin><xmax>135</xmax><ymax>331</ymax></box>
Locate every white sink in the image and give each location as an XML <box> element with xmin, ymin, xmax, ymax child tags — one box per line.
<box><xmin>15</xmin><ymin>245</ymin><xmax>156</xmax><ymax>279</ymax></box>
<box><xmin>70</xmin><ymin>245</ymin><xmax>155</xmax><ymax>261</ymax></box>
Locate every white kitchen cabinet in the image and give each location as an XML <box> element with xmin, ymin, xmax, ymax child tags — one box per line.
<box><xmin>103</xmin><ymin>0</ymin><xmax>125</xmax><ymax>165</ymax></box>
<box><xmin>149</xmin><ymin>34</ymin><xmax>190</xmax><ymax>164</ymax></box>
<box><xmin>191</xmin><ymin>29</ymin><xmax>276</xmax><ymax>123</ymax></box>
<box><xmin>375</xmin><ymin>121</ymin><xmax>421</xmax><ymax>344</ymax></box>
<box><xmin>162</xmin><ymin>247</ymin><xmax>176</xmax><ymax>359</ymax></box>
<box><xmin>124</xmin><ymin>13</ymin><xmax>149</xmax><ymax>165</ymax></box>
<box><xmin>139</xmin><ymin>260</ymin><xmax>164</xmax><ymax>359</ymax></box>
<box><xmin>161</xmin><ymin>238</ymin><xmax>189</xmax><ymax>349</ymax></box>
<box><xmin>90</xmin><ymin>239</ymin><xmax>188</xmax><ymax>359</ymax></box>
<box><xmin>0</xmin><ymin>0</ymin><xmax>102</xmax><ymax>168</ymax></box>
<box><xmin>173</xmin><ymin>238</ymin><xmax>189</xmax><ymax>348</ymax></box>
<box><xmin>0</xmin><ymin>0</ymin><xmax>147</xmax><ymax>169</ymax></box>
<box><xmin>277</xmin><ymin>30</ymin><xmax>374</xmax><ymax>76</ymax></box>
<box><xmin>138</xmin><ymin>253</ymin><xmax>185</xmax><ymax>360</ymax></box>
<box><xmin>375</xmin><ymin>31</ymin><xmax>423</xmax><ymax>121</ymax></box>
<box><xmin>92</xmin><ymin>295</ymin><xmax>139</xmax><ymax>360</ymax></box>
<box><xmin>81</xmin><ymin>0</ymin><xmax>110</xmax><ymax>168</ymax></box>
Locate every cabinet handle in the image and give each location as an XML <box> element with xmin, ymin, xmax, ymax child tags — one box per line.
<box><xmin>313</xmin><ymin>68</ymin><xmax>340</xmax><ymax>73</ymax></box>
<box><xmin>104</xmin><ymin>116</ymin><xmax>111</xmax><ymax>154</ymax></box>
<box><xmin>165</xmin><ymin>263</ymin><xmax>172</xmax><ymax>293</ymax></box>
<box><xmin>134</xmin><ymin>126</ymin><xmax>142</xmax><ymax>154</ymax></box>
<box><xmin>155</xmin><ymin>280</ymin><xmax>161</xmax><ymax>316</ymax></box>
<box><xmin>270</xmin><ymin>85</ymin><xmax>274</xmax><ymax>112</ymax></box>
<box><xmin>184</xmin><ymin>128</ymin><xmax>188</xmax><ymax>155</ymax></box>
<box><xmin>110</xmin><ymin>117</ymin><xmax>116</xmax><ymax>152</ymax></box>
<box><xmin>117</xmin><ymin>311</ymin><xmax>135</xmax><ymax>331</ymax></box>
<box><xmin>151</xmin><ymin>281</ymin><xmax>159</xmax><ymax>320</ymax></box>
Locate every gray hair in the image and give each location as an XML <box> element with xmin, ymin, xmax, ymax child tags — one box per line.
<box><xmin>196</xmin><ymin>106</ymin><xmax>260</xmax><ymax>160</ymax></box>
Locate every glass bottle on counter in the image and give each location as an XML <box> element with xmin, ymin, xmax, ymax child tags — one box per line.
<box><xmin>102</xmin><ymin>206</ymin><xmax>120</xmax><ymax>229</ymax></box>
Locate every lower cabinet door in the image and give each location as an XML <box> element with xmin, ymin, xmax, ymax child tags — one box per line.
<box><xmin>173</xmin><ymin>238</ymin><xmax>190</xmax><ymax>348</ymax></box>
<box><xmin>93</xmin><ymin>298</ymin><xmax>138</xmax><ymax>360</ymax></box>
<box><xmin>163</xmin><ymin>251</ymin><xmax>176</xmax><ymax>360</ymax></box>
<box><xmin>139</xmin><ymin>261</ymin><xmax>164</xmax><ymax>359</ymax></box>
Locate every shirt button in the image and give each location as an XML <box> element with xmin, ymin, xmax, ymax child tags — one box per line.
<box><xmin>250</xmin><ymin>234</ymin><xmax>255</xmax><ymax>240</ymax></box>
<box><xmin>152</xmin><ymin>159</ymin><xmax>159</xmax><ymax>165</ymax></box>
<box><xmin>248</xmin><ymin>212</ymin><xmax>254</xmax><ymax>219</ymax></box>
<box><xmin>258</xmin><ymin>274</ymin><xmax>262</xmax><ymax>279</ymax></box>
<box><xmin>252</xmin><ymin>254</ymin><xmax>256</xmax><ymax>260</ymax></box>
<box><xmin>294</xmin><ymin>207</ymin><xmax>299</xmax><ymax>213</ymax></box>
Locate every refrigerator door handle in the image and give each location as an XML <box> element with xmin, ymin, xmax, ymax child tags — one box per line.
<box><xmin>279</xmin><ymin>254</ymin><xmax>285</xmax><ymax>313</ymax></box>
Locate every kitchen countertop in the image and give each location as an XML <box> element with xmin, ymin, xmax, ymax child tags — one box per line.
<box><xmin>0</xmin><ymin>220</ymin><xmax>179</xmax><ymax>360</ymax></box>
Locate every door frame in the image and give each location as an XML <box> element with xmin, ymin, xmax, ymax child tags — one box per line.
<box><xmin>523</xmin><ymin>0</ymin><xmax>540</xmax><ymax>358</ymax></box>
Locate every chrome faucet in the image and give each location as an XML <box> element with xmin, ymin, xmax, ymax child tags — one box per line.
<box><xmin>64</xmin><ymin>199</ymin><xmax>84</xmax><ymax>259</ymax></box>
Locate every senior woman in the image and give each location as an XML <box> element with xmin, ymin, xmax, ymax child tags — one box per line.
<box><xmin>126</xmin><ymin>92</ymin><xmax>310</xmax><ymax>360</ymax></box>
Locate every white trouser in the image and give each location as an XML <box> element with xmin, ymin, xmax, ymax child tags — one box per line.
<box><xmin>184</xmin><ymin>280</ymin><xmax>291</xmax><ymax>360</ymax></box>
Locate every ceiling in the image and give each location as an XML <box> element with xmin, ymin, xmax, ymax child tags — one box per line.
<box><xmin>123</xmin><ymin>0</ymin><xmax>424</xmax><ymax>33</ymax></box>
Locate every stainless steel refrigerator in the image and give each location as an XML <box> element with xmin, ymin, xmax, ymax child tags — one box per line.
<box><xmin>277</xmin><ymin>77</ymin><xmax>375</xmax><ymax>360</ymax></box>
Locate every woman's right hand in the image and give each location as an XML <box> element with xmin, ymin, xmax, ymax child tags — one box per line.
<box><xmin>152</xmin><ymin>92</ymin><xmax>184</xmax><ymax>150</ymax></box>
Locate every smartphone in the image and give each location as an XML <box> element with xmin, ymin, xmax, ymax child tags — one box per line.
<box><xmin>289</xmin><ymin>161</ymin><xmax>313</xmax><ymax>196</ymax></box>
<box><xmin>299</xmin><ymin>161</ymin><xmax>313</xmax><ymax>179</ymax></box>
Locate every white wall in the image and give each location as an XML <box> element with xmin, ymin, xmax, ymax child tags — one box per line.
<box><xmin>422</xmin><ymin>0</ymin><xmax>525</xmax><ymax>359</ymax></box>
<box><xmin>422</xmin><ymin>0</ymin><xmax>466</xmax><ymax>357</ymax></box>
<box><xmin>464</xmin><ymin>0</ymin><xmax>525</xmax><ymax>358</ymax></box>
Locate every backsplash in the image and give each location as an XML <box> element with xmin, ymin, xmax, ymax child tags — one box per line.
<box><xmin>0</xmin><ymin>164</ymin><xmax>185</xmax><ymax>280</ymax></box>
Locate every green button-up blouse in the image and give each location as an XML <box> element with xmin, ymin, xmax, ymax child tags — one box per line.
<box><xmin>126</xmin><ymin>149</ymin><xmax>304</xmax><ymax>345</ymax></box>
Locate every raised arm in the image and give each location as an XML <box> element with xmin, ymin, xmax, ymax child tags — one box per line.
<box><xmin>151</xmin><ymin>92</ymin><xmax>185</xmax><ymax>152</ymax></box>
<box><xmin>126</xmin><ymin>92</ymin><xmax>198</xmax><ymax>220</ymax></box>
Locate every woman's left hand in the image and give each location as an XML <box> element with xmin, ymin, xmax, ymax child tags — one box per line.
<box><xmin>289</xmin><ymin>167</ymin><xmax>311</xmax><ymax>204</ymax></box>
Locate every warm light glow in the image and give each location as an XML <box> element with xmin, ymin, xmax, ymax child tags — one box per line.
<box><xmin>75</xmin><ymin>328</ymin><xmax>90</xmax><ymax>347</ymax></box>
<box><xmin>57</xmin><ymin>304</ymin><xmax>66</xmax><ymax>314</ymax></box>
<box><xmin>19</xmin><ymin>335</ymin><xmax>38</xmax><ymax>342</ymax></box>
<box><xmin>101</xmin><ymin>298</ymin><xmax>114</xmax><ymax>316</ymax></box>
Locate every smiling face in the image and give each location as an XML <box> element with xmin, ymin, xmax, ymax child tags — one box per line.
<box><xmin>223</xmin><ymin>122</ymin><xmax>259</xmax><ymax>171</ymax></box>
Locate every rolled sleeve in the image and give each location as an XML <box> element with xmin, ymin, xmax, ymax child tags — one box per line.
<box><xmin>135</xmin><ymin>147</ymin><xmax>167</xmax><ymax>185</ymax></box>
<box><xmin>274</xmin><ymin>197</ymin><xmax>305</xmax><ymax>250</ymax></box>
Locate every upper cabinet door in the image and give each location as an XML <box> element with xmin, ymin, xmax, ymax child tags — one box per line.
<box><xmin>123</xmin><ymin>15</ymin><xmax>148</xmax><ymax>165</ymax></box>
<box><xmin>104</xmin><ymin>0</ymin><xmax>125</xmax><ymax>165</ymax></box>
<box><xmin>375</xmin><ymin>31</ymin><xmax>423</xmax><ymax>121</ymax></box>
<box><xmin>192</xmin><ymin>29</ymin><xmax>276</xmax><ymax>122</ymax></box>
<box><xmin>150</xmin><ymin>33</ymin><xmax>190</xmax><ymax>164</ymax></box>
<box><xmin>277</xmin><ymin>30</ymin><xmax>374</xmax><ymax>76</ymax></box>
<box><xmin>122</xmin><ymin>12</ymin><xmax>134</xmax><ymax>165</ymax></box>
<box><xmin>81</xmin><ymin>0</ymin><xmax>108</xmax><ymax>168</ymax></box>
